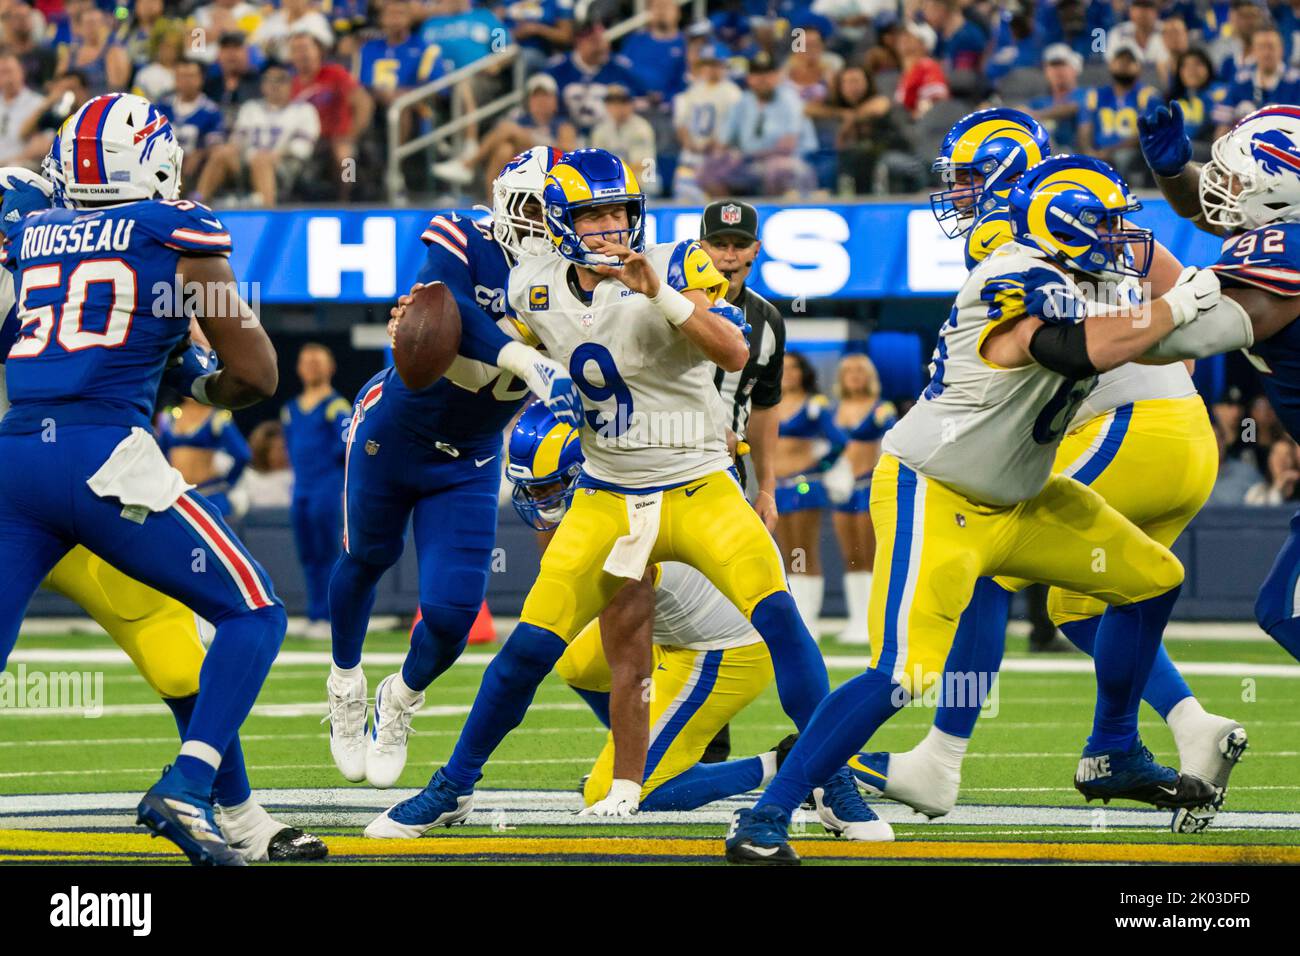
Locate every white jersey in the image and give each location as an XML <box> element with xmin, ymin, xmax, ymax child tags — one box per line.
<box><xmin>507</xmin><ymin>239</ymin><xmax>733</xmax><ymax>488</ymax></box>
<box><xmin>884</xmin><ymin>241</ymin><xmax>1097</xmax><ymax>506</ymax></box>
<box><xmin>673</xmin><ymin>79</ymin><xmax>743</xmax><ymax>152</ymax></box>
<box><xmin>653</xmin><ymin>562</ymin><xmax>761</xmax><ymax>651</ymax></box>
<box><xmin>1068</xmin><ymin>357</ymin><xmax>1195</xmax><ymax>432</ymax></box>
<box><xmin>233</xmin><ymin>99</ymin><xmax>320</xmax><ymax>160</ymax></box>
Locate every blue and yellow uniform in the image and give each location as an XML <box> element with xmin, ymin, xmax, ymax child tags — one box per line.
<box><xmin>157</xmin><ymin>407</ymin><xmax>251</xmax><ymax>516</ymax></box>
<box><xmin>282</xmin><ymin>391</ymin><xmax>350</xmax><ymax>624</ymax></box>
<box><xmin>834</xmin><ymin>400</ymin><xmax>896</xmax><ymax>514</ymax></box>
<box><xmin>355</xmin><ymin>35</ymin><xmax>451</xmax><ymax>93</ymax></box>
<box><xmin>1080</xmin><ymin>84</ymin><xmax>1160</xmax><ymax>150</ymax></box>
<box><xmin>776</xmin><ymin>395</ymin><xmax>843</xmax><ymax>512</ymax></box>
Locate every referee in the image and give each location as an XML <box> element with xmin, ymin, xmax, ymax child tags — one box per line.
<box><xmin>699</xmin><ymin>200</ymin><xmax>785</xmax><ymax>534</ymax></box>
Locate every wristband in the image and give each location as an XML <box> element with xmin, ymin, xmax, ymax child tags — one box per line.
<box><xmin>650</xmin><ymin>283</ymin><xmax>695</xmax><ymax>327</ymax></box>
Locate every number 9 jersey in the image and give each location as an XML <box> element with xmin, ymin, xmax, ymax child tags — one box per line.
<box><xmin>883</xmin><ymin>240</ymin><xmax>1095</xmax><ymax>507</ymax></box>
<box><xmin>0</xmin><ymin>199</ymin><xmax>231</xmax><ymax>435</ymax></box>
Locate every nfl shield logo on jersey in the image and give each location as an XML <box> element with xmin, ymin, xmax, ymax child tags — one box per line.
<box><xmin>721</xmin><ymin>204</ymin><xmax>742</xmax><ymax>225</ymax></box>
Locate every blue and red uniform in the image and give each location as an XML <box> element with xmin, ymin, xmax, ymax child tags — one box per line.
<box><xmin>283</xmin><ymin>391</ymin><xmax>350</xmax><ymax>624</ymax></box>
<box><xmin>156</xmin><ymin>407</ymin><xmax>252</xmax><ymax>516</ymax></box>
<box><xmin>329</xmin><ymin>210</ymin><xmax>532</xmax><ymax>691</ymax></box>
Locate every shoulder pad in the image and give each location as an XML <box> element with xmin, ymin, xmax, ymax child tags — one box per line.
<box><xmin>662</xmin><ymin>238</ymin><xmax>728</xmax><ymax>302</ymax></box>
<box><xmin>141</xmin><ymin>200</ymin><xmax>232</xmax><ymax>257</ymax></box>
<box><xmin>1212</xmin><ymin>222</ymin><xmax>1300</xmax><ymax>296</ymax></box>
<box><xmin>421</xmin><ymin>211</ymin><xmax>476</xmax><ymax>265</ymax></box>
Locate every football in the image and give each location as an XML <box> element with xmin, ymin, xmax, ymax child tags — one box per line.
<box><xmin>392</xmin><ymin>281</ymin><xmax>463</xmax><ymax>391</ymax></box>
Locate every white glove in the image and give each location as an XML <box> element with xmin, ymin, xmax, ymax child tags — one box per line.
<box><xmin>823</xmin><ymin>454</ymin><xmax>854</xmax><ymax>505</ymax></box>
<box><xmin>1160</xmin><ymin>266</ymin><xmax>1221</xmax><ymax>327</ymax></box>
<box><xmin>497</xmin><ymin>340</ymin><xmax>584</xmax><ymax>427</ymax></box>
<box><xmin>577</xmin><ymin>778</ymin><xmax>640</xmax><ymax>817</ymax></box>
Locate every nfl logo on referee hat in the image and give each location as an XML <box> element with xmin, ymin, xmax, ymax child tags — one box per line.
<box><xmin>721</xmin><ymin>204</ymin><xmax>742</xmax><ymax>225</ymax></box>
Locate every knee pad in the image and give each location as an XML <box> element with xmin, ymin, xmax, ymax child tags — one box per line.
<box><xmin>416</xmin><ymin>601</ymin><xmax>478</xmax><ymax>645</ymax></box>
<box><xmin>495</xmin><ymin>623</ymin><xmax>566</xmax><ymax>688</ymax></box>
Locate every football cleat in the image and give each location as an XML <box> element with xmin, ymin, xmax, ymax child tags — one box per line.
<box><xmin>1074</xmin><ymin>742</ymin><xmax>1217</xmax><ymax>809</ymax></box>
<box><xmin>848</xmin><ymin>748</ymin><xmax>960</xmax><ymax>818</ymax></box>
<box><xmin>813</xmin><ymin>767</ymin><xmax>894</xmax><ymax>841</ymax></box>
<box><xmin>137</xmin><ymin>765</ymin><xmax>245</xmax><ymax>866</ymax></box>
<box><xmin>215</xmin><ymin>800</ymin><xmax>328</xmax><ymax>863</ymax></box>
<box><xmin>772</xmin><ymin>732</ymin><xmax>799</xmax><ymax>770</ymax></box>
<box><xmin>365</xmin><ymin>769</ymin><xmax>474</xmax><ymax>838</ymax></box>
<box><xmin>325</xmin><ymin>671</ymin><xmax>369</xmax><ymax>783</ymax></box>
<box><xmin>366</xmin><ymin>673</ymin><xmax>424</xmax><ymax>789</ymax></box>
<box><xmin>725</xmin><ymin>806</ymin><xmax>800</xmax><ymax>865</ymax></box>
<box><xmin>1171</xmin><ymin>718</ymin><xmax>1248</xmax><ymax>834</ymax></box>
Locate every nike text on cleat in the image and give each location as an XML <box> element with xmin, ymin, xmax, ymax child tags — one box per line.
<box><xmin>814</xmin><ymin>767</ymin><xmax>894</xmax><ymax>841</ymax></box>
<box><xmin>849</xmin><ymin>749</ymin><xmax>959</xmax><ymax>819</ymax></box>
<box><xmin>365</xmin><ymin>769</ymin><xmax>475</xmax><ymax>838</ymax></box>
<box><xmin>325</xmin><ymin>672</ymin><xmax>369</xmax><ymax>783</ymax></box>
<box><xmin>1073</xmin><ymin>742</ymin><xmax>1217</xmax><ymax>809</ymax></box>
<box><xmin>366</xmin><ymin>674</ymin><xmax>423</xmax><ymax>789</ymax></box>
<box><xmin>136</xmin><ymin>766</ymin><xmax>245</xmax><ymax>866</ymax></box>
<box><xmin>724</xmin><ymin>806</ymin><xmax>800</xmax><ymax>866</ymax></box>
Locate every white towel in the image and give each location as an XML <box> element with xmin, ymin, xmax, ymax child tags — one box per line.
<box><xmin>86</xmin><ymin>426</ymin><xmax>194</xmax><ymax>512</ymax></box>
<box><xmin>603</xmin><ymin>491</ymin><xmax>663</xmax><ymax>580</ymax></box>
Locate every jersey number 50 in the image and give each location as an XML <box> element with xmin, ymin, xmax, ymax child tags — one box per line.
<box><xmin>9</xmin><ymin>259</ymin><xmax>137</xmax><ymax>359</ymax></box>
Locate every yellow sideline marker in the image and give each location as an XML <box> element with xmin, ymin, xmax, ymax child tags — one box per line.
<box><xmin>2</xmin><ymin>830</ymin><xmax>1299</xmax><ymax>864</ymax></box>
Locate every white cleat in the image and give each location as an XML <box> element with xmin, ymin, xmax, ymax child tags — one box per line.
<box><xmin>1170</xmin><ymin>710</ymin><xmax>1248</xmax><ymax>834</ymax></box>
<box><xmin>325</xmin><ymin>671</ymin><xmax>369</xmax><ymax>783</ymax></box>
<box><xmin>366</xmin><ymin>674</ymin><xmax>424</xmax><ymax>789</ymax></box>
<box><xmin>215</xmin><ymin>799</ymin><xmax>327</xmax><ymax>862</ymax></box>
<box><xmin>364</xmin><ymin>777</ymin><xmax>474</xmax><ymax>839</ymax></box>
<box><xmin>812</xmin><ymin>767</ymin><xmax>895</xmax><ymax>841</ymax></box>
<box><xmin>850</xmin><ymin>747</ymin><xmax>961</xmax><ymax>819</ymax></box>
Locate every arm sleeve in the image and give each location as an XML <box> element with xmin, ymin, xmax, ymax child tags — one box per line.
<box><xmin>1028</xmin><ymin>321</ymin><xmax>1097</xmax><ymax>378</ymax></box>
<box><xmin>1141</xmin><ymin>294</ymin><xmax>1255</xmax><ymax>360</ymax></box>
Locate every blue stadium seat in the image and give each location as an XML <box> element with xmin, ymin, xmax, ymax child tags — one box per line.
<box><xmin>1192</xmin><ymin>353</ymin><xmax>1226</xmax><ymax>404</ymax></box>
<box><xmin>866</xmin><ymin>330</ymin><xmax>925</xmax><ymax>402</ymax></box>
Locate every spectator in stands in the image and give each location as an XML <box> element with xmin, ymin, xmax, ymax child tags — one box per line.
<box><xmin>1247</xmin><ymin>437</ymin><xmax>1300</xmax><ymax>505</ymax></box>
<box><xmin>21</xmin><ymin>70</ymin><xmax>90</xmax><ymax>160</ymax></box>
<box><xmin>118</xmin><ymin>0</ymin><xmax>180</xmax><ymax>71</ymax></box>
<box><xmin>289</xmin><ymin>30</ymin><xmax>372</xmax><ymax>200</ymax></box>
<box><xmin>1208</xmin><ymin>0</ymin><xmax>1265</xmax><ymax>84</ymax></box>
<box><xmin>1107</xmin><ymin>0</ymin><xmax>1168</xmax><ymax>69</ymax></box>
<box><xmin>829</xmin><ymin>63</ymin><xmax>908</xmax><ymax>194</ymax></box>
<box><xmin>161</xmin><ymin>59</ymin><xmax>226</xmax><ymax>188</ymax></box>
<box><xmin>0</xmin><ymin>54</ymin><xmax>44</xmax><ymax>167</ymax></box>
<box><xmin>1077</xmin><ymin>40</ymin><xmax>1158</xmax><ymax>183</ymax></box>
<box><xmin>894</xmin><ymin>21</ymin><xmax>949</xmax><ymax>118</ymax></box>
<box><xmin>57</xmin><ymin>6</ymin><xmax>130</xmax><ymax>95</ymax></box>
<box><xmin>1027</xmin><ymin>43</ymin><xmax>1083</xmax><ymax>152</ymax></box>
<box><xmin>1215</xmin><ymin>26</ymin><xmax>1300</xmax><ymax>137</ymax></box>
<box><xmin>1169</xmin><ymin>48</ymin><xmax>1227</xmax><ymax>158</ymax></box>
<box><xmin>922</xmin><ymin>0</ymin><xmax>988</xmax><ymax>74</ymax></box>
<box><xmin>1246</xmin><ymin>393</ymin><xmax>1287</xmax><ymax>475</ymax></box>
<box><xmin>133</xmin><ymin>23</ymin><xmax>186</xmax><ymax>102</ymax></box>
<box><xmin>619</xmin><ymin>0</ymin><xmax>688</xmax><ymax>106</ymax></box>
<box><xmin>2</xmin><ymin>4</ymin><xmax>57</xmax><ymax>91</ymax></box>
<box><xmin>786</xmin><ymin>20</ymin><xmax>840</xmax><ymax>111</ymax></box>
<box><xmin>204</xmin><ymin>31</ymin><xmax>262</xmax><ymax>128</ymax></box>
<box><xmin>419</xmin><ymin>0</ymin><xmax>508</xmax><ymax>70</ymax></box>
<box><xmin>1035</xmin><ymin>0</ymin><xmax>1096</xmax><ymax>63</ymax></box>
<box><xmin>547</xmin><ymin>21</ymin><xmax>641</xmax><ymax>135</ymax></box>
<box><xmin>1159</xmin><ymin>15</ymin><xmax>1191</xmax><ymax>87</ymax></box>
<box><xmin>498</xmin><ymin>0</ymin><xmax>576</xmax><ymax>72</ymax></box>
<box><xmin>673</xmin><ymin>43</ymin><xmax>742</xmax><ymax>202</ymax></box>
<box><xmin>986</xmin><ymin>5</ymin><xmax>1043</xmax><ymax>82</ymax></box>
<box><xmin>195</xmin><ymin>62</ymin><xmax>320</xmax><ymax>207</ymax></box>
<box><xmin>229</xmin><ymin>420</ymin><xmax>294</xmax><ymax>517</ymax></box>
<box><xmin>357</xmin><ymin>0</ymin><xmax>452</xmax><ymax>108</ymax></box>
<box><xmin>252</xmin><ymin>0</ymin><xmax>334</xmax><ymax>62</ymax></box>
<box><xmin>590</xmin><ymin>84</ymin><xmax>657</xmax><ymax>188</ymax></box>
<box><xmin>191</xmin><ymin>0</ymin><xmax>263</xmax><ymax>63</ymax></box>
<box><xmin>1208</xmin><ymin>416</ymin><xmax>1265</xmax><ymax>506</ymax></box>
<box><xmin>699</xmin><ymin>51</ymin><xmax>816</xmax><ymax>198</ymax></box>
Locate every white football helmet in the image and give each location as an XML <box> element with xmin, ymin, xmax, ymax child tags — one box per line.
<box><xmin>53</xmin><ymin>93</ymin><xmax>183</xmax><ymax>207</ymax></box>
<box><xmin>1201</xmin><ymin>106</ymin><xmax>1300</xmax><ymax>231</ymax></box>
<box><xmin>492</xmin><ymin>146</ymin><xmax>562</xmax><ymax>263</ymax></box>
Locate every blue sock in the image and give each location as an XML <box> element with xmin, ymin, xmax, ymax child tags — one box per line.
<box><xmin>441</xmin><ymin>623</ymin><xmax>566</xmax><ymax>791</ymax></box>
<box><xmin>757</xmin><ymin>668</ymin><xmax>905</xmax><ymax>819</ymax></box>
<box><xmin>328</xmin><ymin>554</ymin><xmax>386</xmax><ymax>669</ymax></box>
<box><xmin>934</xmin><ymin>577</ymin><xmax>1009</xmax><ymax>739</ymax></box>
<box><xmin>1089</xmin><ymin>586</ymin><xmax>1181</xmax><ymax>753</ymax></box>
<box><xmin>163</xmin><ymin>695</ymin><xmax>250</xmax><ymax>805</ymax></box>
<box><xmin>639</xmin><ymin>757</ymin><xmax>765</xmax><ymax>811</ymax></box>
<box><xmin>1062</xmin><ymin>615</ymin><xmax>1193</xmax><ymax>720</ymax></box>
<box><xmin>570</xmin><ymin>686</ymin><xmax>611</xmax><ymax>728</ymax></box>
<box><xmin>401</xmin><ymin>602</ymin><xmax>475</xmax><ymax>691</ymax></box>
<box><xmin>1265</xmin><ymin>618</ymin><xmax>1300</xmax><ymax>662</ymax></box>
<box><xmin>749</xmin><ymin>591</ymin><xmax>830</xmax><ymax>729</ymax></box>
<box><xmin>179</xmin><ymin>605</ymin><xmax>286</xmax><ymax>792</ymax></box>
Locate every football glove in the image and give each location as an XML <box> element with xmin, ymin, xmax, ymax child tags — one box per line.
<box><xmin>164</xmin><ymin>340</ymin><xmax>222</xmax><ymax>403</ymax></box>
<box><xmin>0</xmin><ymin>167</ymin><xmax>53</xmax><ymax>242</ymax></box>
<box><xmin>1160</xmin><ymin>266</ymin><xmax>1221</xmax><ymax>327</ymax></box>
<box><xmin>1138</xmin><ymin>100</ymin><xmax>1192</xmax><ymax>178</ymax></box>
<box><xmin>577</xmin><ymin>778</ymin><xmax>640</xmax><ymax>817</ymax></box>
<box><xmin>498</xmin><ymin>340</ymin><xmax>584</xmax><ymax>427</ymax></box>
<box><xmin>710</xmin><ymin>302</ymin><xmax>751</xmax><ymax>338</ymax></box>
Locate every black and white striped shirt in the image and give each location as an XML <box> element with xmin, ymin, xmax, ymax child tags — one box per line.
<box><xmin>712</xmin><ymin>285</ymin><xmax>785</xmax><ymax>440</ymax></box>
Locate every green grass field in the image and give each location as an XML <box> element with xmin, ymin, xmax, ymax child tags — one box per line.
<box><xmin>3</xmin><ymin>624</ymin><xmax>1299</xmax><ymax>864</ymax></box>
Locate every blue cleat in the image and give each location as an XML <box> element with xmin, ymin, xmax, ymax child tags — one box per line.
<box><xmin>136</xmin><ymin>765</ymin><xmax>245</xmax><ymax>866</ymax></box>
<box><xmin>847</xmin><ymin>751</ymin><xmax>890</xmax><ymax>796</ymax></box>
<box><xmin>725</xmin><ymin>805</ymin><xmax>799</xmax><ymax>865</ymax></box>
<box><xmin>1074</xmin><ymin>741</ymin><xmax>1217</xmax><ymax>809</ymax></box>
<box><xmin>814</xmin><ymin>767</ymin><xmax>894</xmax><ymax>841</ymax></box>
<box><xmin>365</xmin><ymin>769</ymin><xmax>475</xmax><ymax>838</ymax></box>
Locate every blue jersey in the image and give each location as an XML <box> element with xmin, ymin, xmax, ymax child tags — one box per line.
<box><xmin>379</xmin><ymin>212</ymin><xmax>530</xmax><ymax>452</ymax></box>
<box><xmin>1217</xmin><ymin>67</ymin><xmax>1300</xmax><ymax>128</ymax></box>
<box><xmin>1212</xmin><ymin>222</ymin><xmax>1300</xmax><ymax>439</ymax></box>
<box><xmin>499</xmin><ymin>0</ymin><xmax>575</xmax><ymax>54</ymax></box>
<box><xmin>1080</xmin><ymin>84</ymin><xmax>1160</xmax><ymax>150</ymax></box>
<box><xmin>156</xmin><ymin>406</ymin><xmax>252</xmax><ymax>496</ymax></box>
<box><xmin>618</xmin><ymin>30</ymin><xmax>687</xmax><ymax>99</ymax></box>
<box><xmin>845</xmin><ymin>400</ymin><xmax>898</xmax><ymax>443</ymax></box>
<box><xmin>1</xmin><ymin>200</ymin><xmax>232</xmax><ymax>434</ymax></box>
<box><xmin>356</xmin><ymin>36</ymin><xmax>449</xmax><ymax>92</ymax></box>
<box><xmin>281</xmin><ymin>391</ymin><xmax>351</xmax><ymax>491</ymax></box>
<box><xmin>546</xmin><ymin>53</ymin><xmax>642</xmax><ymax>132</ymax></box>
<box><xmin>159</xmin><ymin>94</ymin><xmax>225</xmax><ymax>152</ymax></box>
<box><xmin>418</xmin><ymin>9</ymin><xmax>507</xmax><ymax>70</ymax></box>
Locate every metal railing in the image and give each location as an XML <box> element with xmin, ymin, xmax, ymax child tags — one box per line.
<box><xmin>385</xmin><ymin>0</ymin><xmax>707</xmax><ymax>203</ymax></box>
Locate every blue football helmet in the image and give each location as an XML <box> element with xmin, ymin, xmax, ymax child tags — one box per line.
<box><xmin>506</xmin><ymin>402</ymin><xmax>585</xmax><ymax>531</ymax></box>
<box><xmin>1007</xmin><ymin>155</ymin><xmax>1153</xmax><ymax>280</ymax></box>
<box><xmin>931</xmin><ymin>107</ymin><xmax>1051</xmax><ymax>238</ymax></box>
<box><xmin>542</xmin><ymin>147</ymin><xmax>646</xmax><ymax>266</ymax></box>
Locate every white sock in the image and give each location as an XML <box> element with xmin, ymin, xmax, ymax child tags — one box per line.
<box><xmin>789</xmin><ymin>574</ymin><xmax>824</xmax><ymax>638</ymax></box>
<box><xmin>1166</xmin><ymin>695</ymin><xmax>1208</xmax><ymax>749</ymax></box>
<box><xmin>916</xmin><ymin>725</ymin><xmax>968</xmax><ymax>769</ymax></box>
<box><xmin>331</xmin><ymin>663</ymin><xmax>364</xmax><ymax>685</ymax></box>
<box><xmin>758</xmin><ymin>751</ymin><xmax>779</xmax><ymax>786</ymax></box>
<box><xmin>842</xmin><ymin>571</ymin><xmax>872</xmax><ymax>645</ymax></box>
<box><xmin>178</xmin><ymin>739</ymin><xmax>222</xmax><ymax>770</ymax></box>
<box><xmin>388</xmin><ymin>672</ymin><xmax>423</xmax><ymax>708</ymax></box>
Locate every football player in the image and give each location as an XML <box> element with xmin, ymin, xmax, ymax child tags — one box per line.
<box><xmin>325</xmin><ymin>146</ymin><xmax>582</xmax><ymax>789</ymax></box>
<box><xmin>856</xmin><ymin>109</ymin><xmax>1246</xmax><ymax>835</ymax></box>
<box><xmin>726</xmin><ymin>154</ymin><xmax>1226</xmax><ymax>864</ymax></box>
<box><xmin>505</xmin><ymin>401</ymin><xmax>892</xmax><ymax>836</ymax></box>
<box><xmin>0</xmin><ymin>94</ymin><xmax>289</xmax><ymax>866</ymax></box>
<box><xmin>367</xmin><ymin>147</ymin><xmax>879</xmax><ymax>838</ymax></box>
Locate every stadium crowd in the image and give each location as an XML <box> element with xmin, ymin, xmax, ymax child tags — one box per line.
<box><xmin>0</xmin><ymin>1</ymin><xmax>1298</xmax><ymax>205</ymax></box>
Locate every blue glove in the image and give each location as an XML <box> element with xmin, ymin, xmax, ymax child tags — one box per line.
<box><xmin>1138</xmin><ymin>100</ymin><xmax>1192</xmax><ymax>178</ymax></box>
<box><xmin>0</xmin><ymin>167</ymin><xmax>53</xmax><ymax>242</ymax></box>
<box><xmin>710</xmin><ymin>302</ymin><xmax>751</xmax><ymax>338</ymax></box>
<box><xmin>163</xmin><ymin>341</ymin><xmax>221</xmax><ymax>400</ymax></box>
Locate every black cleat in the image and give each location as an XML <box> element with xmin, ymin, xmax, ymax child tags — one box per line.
<box><xmin>1075</xmin><ymin>743</ymin><xmax>1217</xmax><ymax>809</ymax></box>
<box><xmin>725</xmin><ymin>807</ymin><xmax>801</xmax><ymax>866</ymax></box>
<box><xmin>266</xmin><ymin>827</ymin><xmax>329</xmax><ymax>862</ymax></box>
<box><xmin>701</xmin><ymin>723</ymin><xmax>732</xmax><ymax>763</ymax></box>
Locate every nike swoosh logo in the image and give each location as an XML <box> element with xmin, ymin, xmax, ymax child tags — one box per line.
<box><xmin>1157</xmin><ymin>785</ymin><xmax>1179</xmax><ymax>796</ymax></box>
<box><xmin>201</xmin><ymin>218</ymin><xmax>224</xmax><ymax>229</ymax></box>
<box><xmin>745</xmin><ymin>845</ymin><xmax>782</xmax><ymax>857</ymax></box>
<box><xmin>475</xmin><ymin>456</ymin><xmax>496</xmax><ymax>467</ymax></box>
<box><xmin>847</xmin><ymin>754</ymin><xmax>887</xmax><ymax>781</ymax></box>
<box><xmin>695</xmin><ymin>262</ymin><xmax>709</xmax><ymax>272</ymax></box>
<box><xmin>684</xmin><ymin>483</ymin><xmax>707</xmax><ymax>497</ymax></box>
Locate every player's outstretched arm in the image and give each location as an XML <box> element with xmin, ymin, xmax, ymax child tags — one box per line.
<box><xmin>178</xmin><ymin>254</ymin><xmax>278</xmax><ymax>408</ymax></box>
<box><xmin>1139</xmin><ymin>101</ymin><xmax>1227</xmax><ymax>237</ymax></box>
